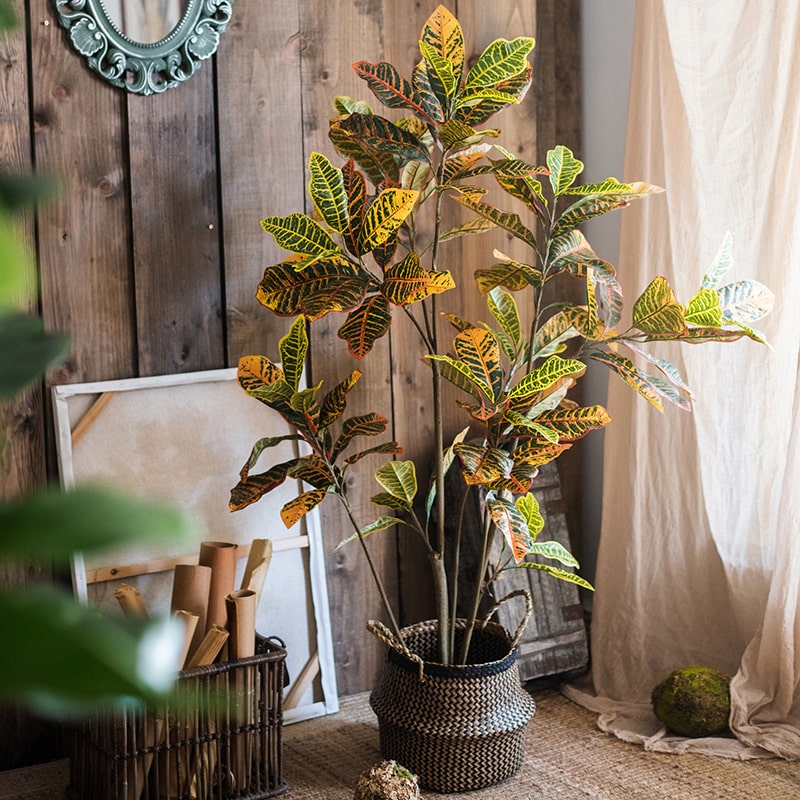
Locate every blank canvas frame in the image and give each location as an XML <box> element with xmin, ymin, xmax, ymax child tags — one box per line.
<box><xmin>52</xmin><ymin>367</ymin><xmax>338</xmax><ymax>723</ymax></box>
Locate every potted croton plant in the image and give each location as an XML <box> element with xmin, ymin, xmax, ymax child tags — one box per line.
<box><xmin>229</xmin><ymin>5</ymin><xmax>772</xmax><ymax>791</ymax></box>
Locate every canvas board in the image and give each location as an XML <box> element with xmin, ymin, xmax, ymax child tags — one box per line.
<box><xmin>52</xmin><ymin>367</ymin><xmax>338</xmax><ymax>723</ymax></box>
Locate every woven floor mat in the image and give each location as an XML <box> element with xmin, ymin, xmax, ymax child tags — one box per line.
<box><xmin>282</xmin><ymin>688</ymin><xmax>800</xmax><ymax>800</ymax></box>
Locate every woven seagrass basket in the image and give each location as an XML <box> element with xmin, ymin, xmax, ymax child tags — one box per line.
<box><xmin>368</xmin><ymin>593</ymin><xmax>536</xmax><ymax>794</ymax></box>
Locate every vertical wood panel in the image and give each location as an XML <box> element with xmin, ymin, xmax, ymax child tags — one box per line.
<box><xmin>32</xmin><ymin>0</ymin><xmax>136</xmax><ymax>385</ymax></box>
<box><xmin>0</xmin><ymin>0</ymin><xmax>61</xmax><ymax>770</ymax></box>
<box><xmin>298</xmin><ymin>0</ymin><xmax>400</xmax><ymax>694</ymax></box>
<box><xmin>128</xmin><ymin>71</ymin><xmax>224</xmax><ymax>376</ymax></box>
<box><xmin>0</xmin><ymin>0</ymin><xmax>43</xmax><ymax>503</ymax></box>
<box><xmin>217</xmin><ymin>0</ymin><xmax>305</xmax><ymax>361</ymax></box>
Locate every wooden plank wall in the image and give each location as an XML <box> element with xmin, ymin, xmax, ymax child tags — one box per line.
<box><xmin>0</xmin><ymin>0</ymin><xmax>580</xmax><ymax>767</ymax></box>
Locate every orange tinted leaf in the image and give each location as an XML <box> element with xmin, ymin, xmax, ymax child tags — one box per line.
<box><xmin>281</xmin><ymin>490</ymin><xmax>327</xmax><ymax>528</ymax></box>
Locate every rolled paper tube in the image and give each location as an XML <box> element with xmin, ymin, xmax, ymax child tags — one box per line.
<box><xmin>225</xmin><ymin>589</ymin><xmax>257</xmax><ymax>660</ymax></box>
<box><xmin>199</xmin><ymin>541</ymin><xmax>237</xmax><ymax>632</ymax></box>
<box><xmin>240</xmin><ymin>538</ymin><xmax>273</xmax><ymax>608</ymax></box>
<box><xmin>185</xmin><ymin>625</ymin><xmax>229</xmax><ymax>668</ymax></box>
<box><xmin>114</xmin><ymin>583</ymin><xmax>149</xmax><ymax>618</ymax></box>
<box><xmin>174</xmin><ymin>610</ymin><xmax>199</xmax><ymax>670</ymax></box>
<box><xmin>171</xmin><ymin>564</ymin><xmax>211</xmax><ymax>657</ymax></box>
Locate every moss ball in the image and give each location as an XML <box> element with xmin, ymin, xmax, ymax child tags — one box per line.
<box><xmin>651</xmin><ymin>666</ymin><xmax>731</xmax><ymax>738</ymax></box>
<box><xmin>353</xmin><ymin>760</ymin><xmax>421</xmax><ymax>800</ymax></box>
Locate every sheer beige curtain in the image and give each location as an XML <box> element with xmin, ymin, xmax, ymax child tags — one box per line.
<box><xmin>565</xmin><ymin>0</ymin><xmax>800</xmax><ymax>759</ymax></box>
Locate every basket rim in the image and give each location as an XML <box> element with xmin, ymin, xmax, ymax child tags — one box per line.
<box><xmin>388</xmin><ymin>618</ymin><xmax>517</xmax><ymax>679</ymax></box>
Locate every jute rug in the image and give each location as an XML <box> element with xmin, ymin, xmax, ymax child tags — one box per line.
<box><xmin>1</xmin><ymin>689</ymin><xmax>797</xmax><ymax>798</ymax></box>
<box><xmin>282</xmin><ymin>689</ymin><xmax>800</xmax><ymax>800</ymax></box>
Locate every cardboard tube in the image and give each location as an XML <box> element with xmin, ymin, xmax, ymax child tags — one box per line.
<box><xmin>174</xmin><ymin>610</ymin><xmax>199</xmax><ymax>670</ymax></box>
<box><xmin>240</xmin><ymin>538</ymin><xmax>272</xmax><ymax>609</ymax></box>
<box><xmin>225</xmin><ymin>589</ymin><xmax>256</xmax><ymax>659</ymax></box>
<box><xmin>171</xmin><ymin>564</ymin><xmax>211</xmax><ymax>657</ymax></box>
<box><xmin>114</xmin><ymin>583</ymin><xmax>149</xmax><ymax>618</ymax></box>
<box><xmin>225</xmin><ymin>589</ymin><xmax>257</xmax><ymax>792</ymax></box>
<box><xmin>199</xmin><ymin>541</ymin><xmax>237</xmax><ymax>632</ymax></box>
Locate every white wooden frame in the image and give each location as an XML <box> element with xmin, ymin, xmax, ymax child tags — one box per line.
<box><xmin>52</xmin><ymin>367</ymin><xmax>338</xmax><ymax>723</ymax></box>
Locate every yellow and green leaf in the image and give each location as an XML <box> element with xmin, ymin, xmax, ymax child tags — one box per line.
<box><xmin>486</xmin><ymin>492</ymin><xmax>533</xmax><ymax>563</ymax></box>
<box><xmin>453</xmin><ymin>327</ymin><xmax>503</xmax><ymax>402</ymax></box>
<box><xmin>308</xmin><ymin>152</ymin><xmax>349</xmax><ymax>234</ymax></box>
<box><xmin>487</xmin><ymin>287</ymin><xmax>521</xmax><ymax>349</ymax></box>
<box><xmin>455</xmin><ymin>63</ymin><xmax>532</xmax><ymax>126</ymax></box>
<box><xmin>319</xmin><ymin>369</ymin><xmax>361</xmax><ymax>428</ymax></box>
<box><xmin>353</xmin><ymin>60</ymin><xmax>437</xmax><ymax>124</ymax></box>
<box><xmin>256</xmin><ymin>258</ymin><xmax>369</xmax><ymax>321</ymax></box>
<box><xmin>516</xmin><ymin>493</ymin><xmax>544</xmax><ymax>543</ymax></box>
<box><xmin>475</xmin><ymin>256</ymin><xmax>542</xmax><ymax>294</ymax></box>
<box><xmin>419</xmin><ymin>4</ymin><xmax>465</xmax><ymax>88</ymax></box>
<box><xmin>632</xmin><ymin>277</ymin><xmax>687</xmax><ymax>335</ymax></box>
<box><xmin>508</xmin><ymin>355</ymin><xmax>586</xmax><ymax>401</ymax></box>
<box><xmin>359</xmin><ymin>188</ymin><xmax>419</xmax><ymax>253</ymax></box>
<box><xmin>333</xmin><ymin>412</ymin><xmax>390</xmax><ymax>461</ymax></box>
<box><xmin>589</xmin><ymin>350</ymin><xmax>664</xmax><ymax>411</ymax></box>
<box><xmin>547</xmin><ymin>145</ymin><xmax>583</xmax><ymax>196</ymax></box>
<box><xmin>278</xmin><ymin>316</ymin><xmax>308</xmax><ymax>392</ymax></box>
<box><xmin>533</xmin><ymin>405</ymin><xmax>612</xmax><ymax>442</ymax></box>
<box><xmin>335</xmin><ymin>516</ymin><xmax>402</xmax><ymax>550</ymax></box>
<box><xmin>454</xmin><ymin>187</ymin><xmax>537</xmax><ymax>248</ymax></box>
<box><xmin>381</xmin><ymin>251</ymin><xmax>428</xmax><ymax>305</ymax></box>
<box><xmin>337</xmin><ymin>295</ymin><xmax>392</xmax><ymax>359</ymax></box>
<box><xmin>374</xmin><ymin>460</ymin><xmax>417</xmax><ymax>510</ymax></box>
<box><xmin>518</xmin><ymin>561</ymin><xmax>594</xmax><ymax>591</ymax></box>
<box><xmin>464</xmin><ymin>36</ymin><xmax>534</xmax><ymax>90</ymax></box>
<box><xmin>261</xmin><ymin>212</ymin><xmax>341</xmax><ymax>258</ymax></box>
<box><xmin>455</xmin><ymin>443</ymin><xmax>513</xmax><ymax>486</ymax></box>
<box><xmin>552</xmin><ymin>181</ymin><xmax>661</xmax><ymax>237</ymax></box>
<box><xmin>685</xmin><ymin>287</ymin><xmax>722</xmax><ymax>327</ymax></box>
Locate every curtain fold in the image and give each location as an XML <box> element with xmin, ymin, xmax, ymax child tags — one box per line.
<box><xmin>565</xmin><ymin>0</ymin><xmax>800</xmax><ymax>760</ymax></box>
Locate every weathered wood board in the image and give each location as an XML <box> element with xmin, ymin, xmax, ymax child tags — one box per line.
<box><xmin>451</xmin><ymin>462</ymin><xmax>589</xmax><ymax>682</ymax></box>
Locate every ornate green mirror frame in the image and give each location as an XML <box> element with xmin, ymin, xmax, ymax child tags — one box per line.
<box><xmin>53</xmin><ymin>0</ymin><xmax>233</xmax><ymax>95</ymax></box>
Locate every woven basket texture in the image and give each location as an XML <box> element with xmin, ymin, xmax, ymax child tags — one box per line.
<box><xmin>369</xmin><ymin>619</ymin><xmax>536</xmax><ymax>793</ymax></box>
<box><xmin>67</xmin><ymin>635</ymin><xmax>288</xmax><ymax>800</ymax></box>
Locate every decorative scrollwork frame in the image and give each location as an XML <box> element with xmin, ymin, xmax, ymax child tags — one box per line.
<box><xmin>53</xmin><ymin>0</ymin><xmax>233</xmax><ymax>95</ymax></box>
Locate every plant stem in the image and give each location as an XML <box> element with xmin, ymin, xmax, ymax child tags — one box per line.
<box><xmin>457</xmin><ymin>503</ymin><xmax>494</xmax><ymax>665</ymax></box>
<box><xmin>448</xmin><ymin>484</ymin><xmax>472</xmax><ymax>659</ymax></box>
<box><xmin>339</xmin><ymin>494</ymin><xmax>404</xmax><ymax>644</ymax></box>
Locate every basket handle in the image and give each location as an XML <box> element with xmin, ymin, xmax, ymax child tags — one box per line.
<box><xmin>480</xmin><ymin>588</ymin><xmax>533</xmax><ymax>650</ymax></box>
<box><xmin>367</xmin><ymin>619</ymin><xmax>426</xmax><ymax>681</ymax></box>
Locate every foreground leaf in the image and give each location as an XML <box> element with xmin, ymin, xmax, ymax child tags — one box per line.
<box><xmin>0</xmin><ymin>486</ymin><xmax>191</xmax><ymax>560</ymax></box>
<box><xmin>0</xmin><ymin>313</ymin><xmax>69</xmax><ymax>400</ymax></box>
<box><xmin>0</xmin><ymin>586</ymin><xmax>183</xmax><ymax>714</ymax></box>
